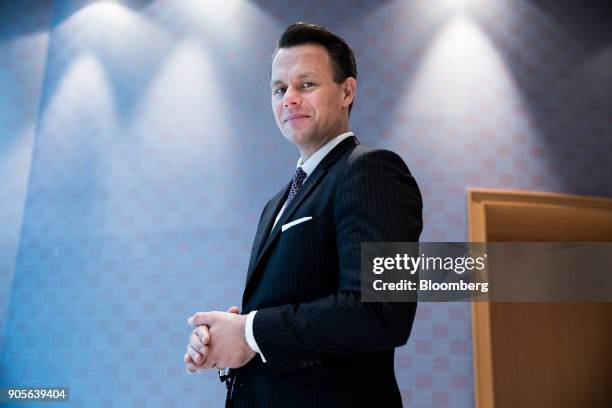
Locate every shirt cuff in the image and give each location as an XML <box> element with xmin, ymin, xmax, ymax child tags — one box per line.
<box><xmin>245</xmin><ymin>310</ymin><xmax>267</xmax><ymax>363</ymax></box>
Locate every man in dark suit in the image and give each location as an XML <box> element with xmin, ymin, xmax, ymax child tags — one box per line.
<box><xmin>184</xmin><ymin>22</ymin><xmax>422</xmax><ymax>407</ymax></box>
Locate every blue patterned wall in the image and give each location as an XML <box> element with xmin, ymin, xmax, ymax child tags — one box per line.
<box><xmin>0</xmin><ymin>0</ymin><xmax>52</xmax><ymax>354</ymax></box>
<box><xmin>1</xmin><ymin>1</ymin><xmax>611</xmax><ymax>407</ymax></box>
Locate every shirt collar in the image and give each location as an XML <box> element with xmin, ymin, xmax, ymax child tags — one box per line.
<box><xmin>297</xmin><ymin>131</ymin><xmax>354</xmax><ymax>178</ymax></box>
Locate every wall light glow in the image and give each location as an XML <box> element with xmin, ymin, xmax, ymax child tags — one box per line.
<box><xmin>402</xmin><ymin>16</ymin><xmax>528</xmax><ymax>121</ymax></box>
<box><xmin>169</xmin><ymin>0</ymin><xmax>275</xmax><ymax>48</ymax></box>
<box><xmin>115</xmin><ymin>39</ymin><xmax>243</xmax><ymax>228</ymax></box>
<box><xmin>58</xmin><ymin>1</ymin><xmax>170</xmax><ymax>72</ymax></box>
<box><xmin>434</xmin><ymin>0</ymin><xmax>482</xmax><ymax>14</ymax></box>
<box><xmin>41</xmin><ymin>53</ymin><xmax>116</xmax><ymax>163</ymax></box>
<box><xmin>130</xmin><ymin>40</ymin><xmax>235</xmax><ymax>161</ymax></box>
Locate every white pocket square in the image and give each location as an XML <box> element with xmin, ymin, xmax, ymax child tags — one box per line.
<box><xmin>281</xmin><ymin>216</ymin><xmax>313</xmax><ymax>232</ymax></box>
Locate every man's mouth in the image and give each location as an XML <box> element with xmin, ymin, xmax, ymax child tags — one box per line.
<box><xmin>284</xmin><ymin>114</ymin><xmax>310</xmax><ymax>123</ymax></box>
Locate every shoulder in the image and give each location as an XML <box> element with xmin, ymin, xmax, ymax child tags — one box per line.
<box><xmin>342</xmin><ymin>144</ymin><xmax>412</xmax><ymax>175</ymax></box>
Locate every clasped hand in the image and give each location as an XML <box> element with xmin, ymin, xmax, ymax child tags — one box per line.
<box><xmin>184</xmin><ymin>306</ymin><xmax>256</xmax><ymax>374</ymax></box>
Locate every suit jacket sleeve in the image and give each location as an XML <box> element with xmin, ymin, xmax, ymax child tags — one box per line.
<box><xmin>252</xmin><ymin>149</ymin><xmax>423</xmax><ymax>375</ymax></box>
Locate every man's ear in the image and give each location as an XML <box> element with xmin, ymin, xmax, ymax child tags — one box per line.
<box><xmin>341</xmin><ymin>77</ymin><xmax>356</xmax><ymax>108</ymax></box>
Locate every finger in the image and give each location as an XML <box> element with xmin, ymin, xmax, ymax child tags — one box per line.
<box><xmin>188</xmin><ymin>311</ymin><xmax>213</xmax><ymax>327</ymax></box>
<box><xmin>193</xmin><ymin>325</ymin><xmax>210</xmax><ymax>345</ymax></box>
<box><xmin>190</xmin><ymin>332</ymin><xmax>212</xmax><ymax>365</ymax></box>
<box><xmin>187</xmin><ymin>344</ymin><xmax>206</xmax><ymax>364</ymax></box>
<box><xmin>186</xmin><ymin>363</ymin><xmax>199</xmax><ymax>374</ymax></box>
<box><xmin>226</xmin><ymin>306</ymin><xmax>240</xmax><ymax>314</ymax></box>
<box><xmin>184</xmin><ymin>353</ymin><xmax>206</xmax><ymax>372</ymax></box>
<box><xmin>186</xmin><ymin>341</ymin><xmax>206</xmax><ymax>364</ymax></box>
<box><xmin>198</xmin><ymin>355</ymin><xmax>217</xmax><ymax>370</ymax></box>
<box><xmin>193</xmin><ymin>344</ymin><xmax>216</xmax><ymax>371</ymax></box>
<box><xmin>189</xmin><ymin>331</ymin><xmax>208</xmax><ymax>355</ymax></box>
<box><xmin>186</xmin><ymin>343</ymin><xmax>199</xmax><ymax>363</ymax></box>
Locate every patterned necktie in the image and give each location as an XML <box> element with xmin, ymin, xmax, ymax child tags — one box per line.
<box><xmin>284</xmin><ymin>166</ymin><xmax>307</xmax><ymax>209</ymax></box>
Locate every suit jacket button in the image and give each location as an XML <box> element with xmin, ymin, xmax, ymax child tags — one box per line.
<box><xmin>299</xmin><ymin>360</ymin><xmax>307</xmax><ymax>367</ymax></box>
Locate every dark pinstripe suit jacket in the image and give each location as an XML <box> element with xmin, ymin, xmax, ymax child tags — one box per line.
<box><xmin>229</xmin><ymin>136</ymin><xmax>423</xmax><ymax>407</ymax></box>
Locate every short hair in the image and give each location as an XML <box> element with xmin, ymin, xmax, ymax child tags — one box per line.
<box><xmin>275</xmin><ymin>22</ymin><xmax>357</xmax><ymax>114</ymax></box>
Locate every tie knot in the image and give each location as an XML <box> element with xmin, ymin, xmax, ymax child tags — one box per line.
<box><xmin>293</xmin><ymin>166</ymin><xmax>307</xmax><ymax>187</ymax></box>
<box><xmin>285</xmin><ymin>167</ymin><xmax>307</xmax><ymax>210</ymax></box>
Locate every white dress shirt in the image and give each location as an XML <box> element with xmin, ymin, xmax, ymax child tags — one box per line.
<box><xmin>245</xmin><ymin>131</ymin><xmax>354</xmax><ymax>362</ymax></box>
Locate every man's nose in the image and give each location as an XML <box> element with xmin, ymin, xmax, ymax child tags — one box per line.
<box><xmin>283</xmin><ymin>87</ymin><xmax>301</xmax><ymax>107</ymax></box>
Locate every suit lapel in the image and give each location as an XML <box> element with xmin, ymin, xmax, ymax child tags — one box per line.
<box><xmin>245</xmin><ymin>183</ymin><xmax>290</xmax><ymax>281</ymax></box>
<box><xmin>262</xmin><ymin>166</ymin><xmax>326</xmax><ymax>249</ymax></box>
<box><xmin>244</xmin><ymin>136</ymin><xmax>359</xmax><ymax>291</ymax></box>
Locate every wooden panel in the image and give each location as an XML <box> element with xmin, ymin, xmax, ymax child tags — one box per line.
<box><xmin>490</xmin><ymin>303</ymin><xmax>612</xmax><ymax>408</ymax></box>
<box><xmin>468</xmin><ymin>189</ymin><xmax>612</xmax><ymax>408</ymax></box>
<box><xmin>468</xmin><ymin>191</ymin><xmax>494</xmax><ymax>408</ymax></box>
<box><xmin>485</xmin><ymin>202</ymin><xmax>612</xmax><ymax>242</ymax></box>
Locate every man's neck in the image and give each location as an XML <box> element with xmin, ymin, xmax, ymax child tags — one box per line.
<box><xmin>299</xmin><ymin>128</ymin><xmax>349</xmax><ymax>161</ymax></box>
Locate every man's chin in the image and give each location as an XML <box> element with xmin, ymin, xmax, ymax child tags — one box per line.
<box><xmin>282</xmin><ymin>131</ymin><xmax>313</xmax><ymax>147</ymax></box>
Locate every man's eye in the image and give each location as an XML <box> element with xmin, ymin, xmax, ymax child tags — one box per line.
<box><xmin>273</xmin><ymin>87</ymin><xmax>286</xmax><ymax>95</ymax></box>
<box><xmin>302</xmin><ymin>82</ymin><xmax>315</xmax><ymax>88</ymax></box>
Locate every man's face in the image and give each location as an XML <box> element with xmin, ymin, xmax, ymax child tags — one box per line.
<box><xmin>270</xmin><ymin>44</ymin><xmax>352</xmax><ymax>156</ymax></box>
